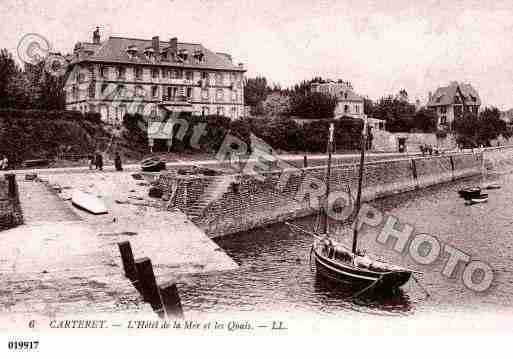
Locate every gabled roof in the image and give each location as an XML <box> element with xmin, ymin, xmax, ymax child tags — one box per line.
<box><xmin>337</xmin><ymin>89</ymin><xmax>363</xmax><ymax>102</ymax></box>
<box><xmin>311</xmin><ymin>81</ymin><xmax>363</xmax><ymax>102</ymax></box>
<box><xmin>68</xmin><ymin>36</ymin><xmax>244</xmax><ymax>72</ymax></box>
<box><xmin>427</xmin><ymin>81</ymin><xmax>481</xmax><ymax>107</ymax></box>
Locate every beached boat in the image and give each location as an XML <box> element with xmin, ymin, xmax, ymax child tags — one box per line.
<box><xmin>465</xmin><ymin>193</ymin><xmax>488</xmax><ymax>205</ymax></box>
<box><xmin>288</xmin><ymin>122</ymin><xmax>413</xmax><ymax>292</ymax></box>
<box><xmin>71</xmin><ymin>189</ymin><xmax>108</xmax><ymax>214</ymax></box>
<box><xmin>141</xmin><ymin>157</ymin><xmax>165</xmax><ymax>172</ymax></box>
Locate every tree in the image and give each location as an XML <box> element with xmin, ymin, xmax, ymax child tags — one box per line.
<box><xmin>244</xmin><ymin>76</ymin><xmax>271</xmax><ymax>114</ymax></box>
<box><xmin>25</xmin><ymin>62</ymin><xmax>66</xmax><ymax>110</ymax></box>
<box><xmin>478</xmin><ymin>107</ymin><xmax>509</xmax><ymax>143</ymax></box>
<box><xmin>0</xmin><ymin>49</ymin><xmax>65</xmax><ymax>110</ymax></box>
<box><xmin>454</xmin><ymin>107</ymin><xmax>509</xmax><ymax>147</ymax></box>
<box><xmin>0</xmin><ymin>49</ymin><xmax>26</xmax><ymax>108</ymax></box>
<box><xmin>454</xmin><ymin>111</ymin><xmax>481</xmax><ymax>147</ymax></box>
<box><xmin>289</xmin><ymin>92</ymin><xmax>337</xmax><ymax>119</ymax></box>
<box><xmin>412</xmin><ymin>107</ymin><xmax>437</xmax><ymax>132</ymax></box>
<box><xmin>373</xmin><ymin>94</ymin><xmax>416</xmax><ymax>132</ymax></box>
<box><xmin>262</xmin><ymin>92</ymin><xmax>291</xmax><ymax>118</ymax></box>
<box><xmin>363</xmin><ymin>97</ymin><xmax>378</xmax><ymax>117</ymax></box>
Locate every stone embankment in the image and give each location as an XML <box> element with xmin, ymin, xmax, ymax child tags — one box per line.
<box><xmin>158</xmin><ymin>150</ymin><xmax>501</xmax><ymax>238</ymax></box>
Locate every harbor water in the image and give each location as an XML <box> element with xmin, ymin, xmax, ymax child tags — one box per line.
<box><xmin>179</xmin><ymin>170</ymin><xmax>513</xmax><ymax>317</ymax></box>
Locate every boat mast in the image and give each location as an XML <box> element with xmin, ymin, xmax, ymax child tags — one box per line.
<box><xmin>352</xmin><ymin>117</ymin><xmax>367</xmax><ymax>254</ymax></box>
<box><xmin>323</xmin><ymin>122</ymin><xmax>334</xmax><ymax>235</ymax></box>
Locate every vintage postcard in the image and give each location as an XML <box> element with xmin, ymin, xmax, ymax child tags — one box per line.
<box><xmin>0</xmin><ymin>0</ymin><xmax>512</xmax><ymax>356</ymax></box>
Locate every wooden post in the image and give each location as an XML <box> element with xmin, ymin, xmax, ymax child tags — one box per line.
<box><xmin>134</xmin><ymin>257</ymin><xmax>161</xmax><ymax>310</ymax></box>
<box><xmin>5</xmin><ymin>174</ymin><xmax>16</xmax><ymax>198</ymax></box>
<box><xmin>159</xmin><ymin>281</ymin><xmax>184</xmax><ymax>319</ymax></box>
<box><xmin>449</xmin><ymin>156</ymin><xmax>455</xmax><ymax>181</ymax></box>
<box><xmin>118</xmin><ymin>241</ymin><xmax>137</xmax><ymax>281</ymax></box>
<box><xmin>303</xmin><ymin>155</ymin><xmax>308</xmax><ymax>168</ymax></box>
<box><xmin>411</xmin><ymin>159</ymin><xmax>418</xmax><ymax>189</ymax></box>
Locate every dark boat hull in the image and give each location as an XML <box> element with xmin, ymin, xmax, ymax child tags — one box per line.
<box><xmin>141</xmin><ymin>158</ymin><xmax>165</xmax><ymax>172</ymax></box>
<box><xmin>313</xmin><ymin>250</ymin><xmax>411</xmax><ymax>290</ymax></box>
<box><xmin>458</xmin><ymin>187</ymin><xmax>481</xmax><ymax>200</ymax></box>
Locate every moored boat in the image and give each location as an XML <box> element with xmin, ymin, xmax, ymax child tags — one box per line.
<box><xmin>458</xmin><ymin>187</ymin><xmax>481</xmax><ymax>200</ymax></box>
<box><xmin>483</xmin><ymin>182</ymin><xmax>501</xmax><ymax>190</ymax></box>
<box><xmin>288</xmin><ymin>121</ymin><xmax>414</xmax><ymax>293</ymax></box>
<box><xmin>465</xmin><ymin>193</ymin><xmax>488</xmax><ymax>205</ymax></box>
<box><xmin>312</xmin><ymin>237</ymin><xmax>412</xmax><ymax>289</ymax></box>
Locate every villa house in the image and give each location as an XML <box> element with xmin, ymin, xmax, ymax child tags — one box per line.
<box><xmin>427</xmin><ymin>81</ymin><xmax>481</xmax><ymax>130</ymax></box>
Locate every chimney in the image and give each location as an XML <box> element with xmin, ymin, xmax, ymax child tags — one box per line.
<box><xmin>428</xmin><ymin>91</ymin><xmax>432</xmax><ymax>101</ymax></box>
<box><xmin>152</xmin><ymin>36</ymin><xmax>160</xmax><ymax>55</ymax></box>
<box><xmin>170</xmin><ymin>37</ymin><xmax>178</xmax><ymax>55</ymax></box>
<box><xmin>93</xmin><ymin>26</ymin><xmax>100</xmax><ymax>44</ymax></box>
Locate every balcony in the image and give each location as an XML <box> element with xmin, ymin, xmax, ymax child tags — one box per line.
<box><xmin>162</xmin><ymin>95</ymin><xmax>191</xmax><ymax>103</ymax></box>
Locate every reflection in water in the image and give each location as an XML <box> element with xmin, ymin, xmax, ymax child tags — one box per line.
<box><xmin>313</xmin><ymin>274</ymin><xmax>413</xmax><ymax>315</ymax></box>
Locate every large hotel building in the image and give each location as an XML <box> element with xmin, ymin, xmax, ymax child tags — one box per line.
<box><xmin>64</xmin><ymin>27</ymin><xmax>246</xmax><ymax>148</ymax></box>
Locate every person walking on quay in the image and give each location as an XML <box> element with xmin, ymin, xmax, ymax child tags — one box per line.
<box><xmin>96</xmin><ymin>152</ymin><xmax>103</xmax><ymax>171</ymax></box>
<box><xmin>114</xmin><ymin>152</ymin><xmax>123</xmax><ymax>171</ymax></box>
<box><xmin>1</xmin><ymin>155</ymin><xmax>8</xmax><ymax>170</ymax></box>
<box><xmin>88</xmin><ymin>154</ymin><xmax>94</xmax><ymax>170</ymax></box>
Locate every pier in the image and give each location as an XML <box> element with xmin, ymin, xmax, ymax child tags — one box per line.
<box><xmin>0</xmin><ymin>171</ymin><xmax>237</xmax><ymax>320</ymax></box>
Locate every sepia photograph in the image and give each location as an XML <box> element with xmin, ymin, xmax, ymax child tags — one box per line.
<box><xmin>1</xmin><ymin>0</ymin><xmax>512</xmax><ymax>355</ymax></box>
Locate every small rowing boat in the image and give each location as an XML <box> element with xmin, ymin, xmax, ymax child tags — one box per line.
<box><xmin>72</xmin><ymin>189</ymin><xmax>108</xmax><ymax>214</ymax></box>
<box><xmin>483</xmin><ymin>182</ymin><xmax>501</xmax><ymax>190</ymax></box>
<box><xmin>465</xmin><ymin>193</ymin><xmax>488</xmax><ymax>205</ymax></box>
<box><xmin>141</xmin><ymin>157</ymin><xmax>165</xmax><ymax>172</ymax></box>
<box><xmin>458</xmin><ymin>187</ymin><xmax>481</xmax><ymax>200</ymax></box>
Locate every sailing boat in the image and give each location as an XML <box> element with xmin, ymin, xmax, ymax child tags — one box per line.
<box><xmin>290</xmin><ymin>121</ymin><xmax>413</xmax><ymax>291</ymax></box>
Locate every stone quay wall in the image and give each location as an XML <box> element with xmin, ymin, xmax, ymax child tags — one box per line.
<box><xmin>483</xmin><ymin>145</ymin><xmax>513</xmax><ymax>171</ymax></box>
<box><xmin>158</xmin><ymin>151</ymin><xmax>489</xmax><ymax>238</ymax></box>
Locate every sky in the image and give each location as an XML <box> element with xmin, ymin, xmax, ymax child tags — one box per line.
<box><xmin>2</xmin><ymin>0</ymin><xmax>513</xmax><ymax>109</ymax></box>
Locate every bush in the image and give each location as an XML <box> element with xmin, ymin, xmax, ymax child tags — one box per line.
<box><xmin>0</xmin><ymin>109</ymin><xmax>108</xmax><ymax>165</ymax></box>
<box><xmin>290</xmin><ymin>92</ymin><xmax>337</xmax><ymax>119</ymax></box>
<box><xmin>122</xmin><ymin>113</ymin><xmax>147</xmax><ymax>145</ymax></box>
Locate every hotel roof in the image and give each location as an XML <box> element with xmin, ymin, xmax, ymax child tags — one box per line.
<box><xmin>69</xmin><ymin>36</ymin><xmax>245</xmax><ymax>72</ymax></box>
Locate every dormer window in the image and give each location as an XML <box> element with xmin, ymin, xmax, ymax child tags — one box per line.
<box><xmin>193</xmin><ymin>50</ymin><xmax>204</xmax><ymax>63</ymax></box>
<box><xmin>126</xmin><ymin>45</ymin><xmax>138</xmax><ymax>59</ymax></box>
<box><xmin>144</xmin><ymin>47</ymin><xmax>155</xmax><ymax>60</ymax></box>
<box><xmin>177</xmin><ymin>49</ymin><xmax>188</xmax><ymax>62</ymax></box>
